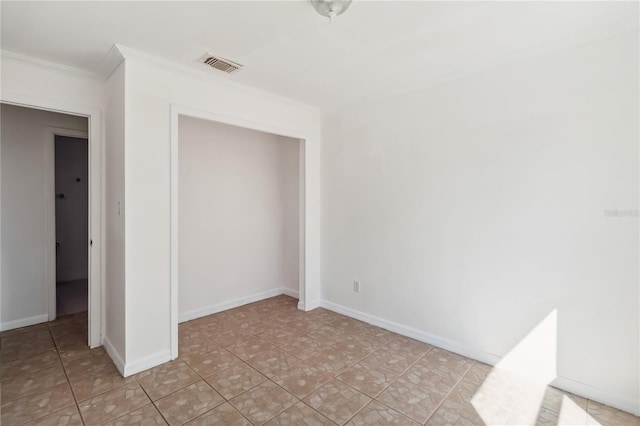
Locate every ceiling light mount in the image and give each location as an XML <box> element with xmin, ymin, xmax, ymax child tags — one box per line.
<box><xmin>311</xmin><ymin>0</ymin><xmax>352</xmax><ymax>22</ymax></box>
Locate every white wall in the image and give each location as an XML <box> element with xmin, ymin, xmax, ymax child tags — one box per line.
<box><xmin>121</xmin><ymin>50</ymin><xmax>321</xmax><ymax>373</ymax></box>
<box><xmin>178</xmin><ymin>117</ymin><xmax>299</xmax><ymax>320</ymax></box>
<box><xmin>322</xmin><ymin>30</ymin><xmax>639</xmax><ymax>414</ymax></box>
<box><xmin>282</xmin><ymin>140</ymin><xmax>300</xmax><ymax>295</ymax></box>
<box><xmin>103</xmin><ymin>62</ymin><xmax>127</xmax><ymax>368</ymax></box>
<box><xmin>1</xmin><ymin>104</ymin><xmax>88</xmax><ymax>330</ymax></box>
<box><xmin>55</xmin><ymin>136</ymin><xmax>89</xmax><ymax>282</ymax></box>
<box><xmin>1</xmin><ymin>52</ymin><xmax>105</xmax><ymax>348</ymax></box>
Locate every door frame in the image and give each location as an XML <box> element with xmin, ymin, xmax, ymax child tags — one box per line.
<box><xmin>1</xmin><ymin>95</ymin><xmax>102</xmax><ymax>349</ymax></box>
<box><xmin>169</xmin><ymin>104</ymin><xmax>308</xmax><ymax>360</ymax></box>
<box><xmin>45</xmin><ymin>128</ymin><xmax>89</xmax><ymax>322</ymax></box>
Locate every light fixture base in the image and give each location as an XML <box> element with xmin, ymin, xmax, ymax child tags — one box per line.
<box><xmin>311</xmin><ymin>0</ymin><xmax>352</xmax><ymax>22</ymax></box>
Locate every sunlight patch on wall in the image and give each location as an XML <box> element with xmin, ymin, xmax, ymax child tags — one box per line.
<box><xmin>470</xmin><ymin>310</ymin><xmax>602</xmax><ymax>425</ymax></box>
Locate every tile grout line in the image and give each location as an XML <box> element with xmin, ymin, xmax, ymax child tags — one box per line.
<box><xmin>421</xmin><ymin>360</ymin><xmax>477</xmax><ymax>425</ymax></box>
<box><xmin>137</xmin><ymin>380</ymin><xmax>173</xmax><ymax>426</ymax></box>
<box><xmin>48</xmin><ymin>322</ymin><xmax>86</xmax><ymax>426</ymax></box>
<box><xmin>177</xmin><ymin>343</ymin><xmax>290</xmax><ymax>425</ymax></box>
<box><xmin>338</xmin><ymin>344</ymin><xmax>436</xmax><ymax>425</ymax></box>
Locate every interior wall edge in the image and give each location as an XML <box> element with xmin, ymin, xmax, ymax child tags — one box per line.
<box><xmin>102</xmin><ymin>334</ymin><xmax>126</xmax><ymax>376</ymax></box>
<box><xmin>319</xmin><ymin>299</ymin><xmax>640</xmax><ymax>417</ymax></box>
<box><xmin>123</xmin><ymin>349</ymin><xmax>172</xmax><ymax>378</ymax></box>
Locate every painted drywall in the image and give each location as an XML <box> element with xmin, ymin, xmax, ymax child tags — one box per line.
<box><xmin>322</xmin><ymin>30</ymin><xmax>639</xmax><ymax>413</ymax></box>
<box><xmin>103</xmin><ymin>62</ymin><xmax>127</xmax><ymax>366</ymax></box>
<box><xmin>178</xmin><ymin>116</ymin><xmax>299</xmax><ymax>320</ymax></box>
<box><xmin>1</xmin><ymin>104</ymin><xmax>88</xmax><ymax>330</ymax></box>
<box><xmin>1</xmin><ymin>51</ymin><xmax>105</xmax><ymax>347</ymax></box>
<box><xmin>54</xmin><ymin>136</ymin><xmax>89</xmax><ymax>282</ymax></box>
<box><xmin>282</xmin><ymin>139</ymin><xmax>300</xmax><ymax>295</ymax></box>
<box><xmin>122</xmin><ymin>51</ymin><xmax>321</xmax><ymax>371</ymax></box>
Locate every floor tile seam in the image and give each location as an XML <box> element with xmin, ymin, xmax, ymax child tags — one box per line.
<box><xmin>0</xmin><ymin>376</ymin><xmax>71</xmax><ymax>406</ymax></box>
<box><xmin>0</xmin><ymin>360</ymin><xmax>67</xmax><ymax>384</ymax></box>
<box><xmin>258</xmin><ymin>338</ymin><xmax>307</xmax><ymax>362</ymax></box>
<box><xmin>296</xmin><ymin>399</ymin><xmax>340</xmax><ymax>425</ymax></box>
<box><xmin>63</xmin><ymin>360</ymin><xmax>118</xmax><ymax>384</ymax></box>
<box><xmin>498</xmin><ymin>373</ymin><xmax>543</xmax><ymax>425</ymax></box>
<box><xmin>47</xmin><ymin>323</ymin><xmax>87</xmax><ymax>426</ymax></box>
<box><xmin>270</xmin><ymin>370</ymin><xmax>329</xmax><ymax>401</ymax></box>
<box><xmin>220</xmin><ymin>349</ymin><xmax>273</xmax><ymax>390</ymax></box>
<box><xmin>302</xmin><ymin>379</ymin><xmax>375</xmax><ymax>426</ymax></box>
<box><xmin>196</xmin><ymin>355</ymin><xmax>280</xmax><ymax>406</ymax></box>
<box><xmin>155</xmin><ymin>393</ymin><xmax>228</xmax><ymax>426</ymax></box>
<box><xmin>225</xmin><ymin>339</ymin><xmax>279</xmax><ymax>361</ymax></box>
<box><xmin>354</xmin><ymin>345</ymin><xmax>435</xmax><ymax>403</ymax></box>
<box><xmin>78</xmin><ymin>388</ymin><xmax>149</xmax><ymax>425</ymax></box>
<box><xmin>3</xmin><ymin>388</ymin><xmax>81</xmax><ymax>426</ymax></box>
<box><xmin>0</xmin><ymin>359</ymin><xmax>62</xmax><ymax>383</ymax></box>
<box><xmin>139</xmin><ymin>383</ymin><xmax>172</xmax><ymax>426</ymax></box>
<box><xmin>371</xmin><ymin>397</ymin><xmax>426</xmax><ymax>425</ymax></box>
<box><xmin>421</xmin><ymin>360</ymin><xmax>476</xmax><ymax>425</ymax></box>
<box><xmin>70</xmin><ymin>372</ymin><xmax>132</xmax><ymax>405</ymax></box>
<box><xmin>0</xmin><ymin>347</ymin><xmax>56</xmax><ymax>363</ymax></box>
<box><xmin>225</xmin><ymin>377</ymin><xmax>302</xmax><ymax>425</ymax></box>
<box><xmin>332</xmin><ymin>386</ymin><xmax>377</xmax><ymax>425</ymax></box>
<box><xmin>198</xmin><ymin>356</ymin><xmax>268</xmax><ymax>400</ymax></box>
<box><xmin>137</xmin><ymin>374</ymin><xmax>202</xmax><ymax>404</ymax></box>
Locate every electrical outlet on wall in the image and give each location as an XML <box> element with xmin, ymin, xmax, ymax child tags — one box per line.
<box><xmin>353</xmin><ymin>280</ymin><xmax>360</xmax><ymax>293</ymax></box>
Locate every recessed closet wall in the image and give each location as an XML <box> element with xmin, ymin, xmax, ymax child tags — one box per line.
<box><xmin>178</xmin><ymin>116</ymin><xmax>300</xmax><ymax>321</ymax></box>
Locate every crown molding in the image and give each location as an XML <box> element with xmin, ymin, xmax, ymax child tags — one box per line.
<box><xmin>97</xmin><ymin>44</ymin><xmax>126</xmax><ymax>81</ymax></box>
<box><xmin>326</xmin><ymin>13</ymin><xmax>640</xmax><ymax>118</ymax></box>
<box><xmin>0</xmin><ymin>49</ymin><xmax>99</xmax><ymax>80</ymax></box>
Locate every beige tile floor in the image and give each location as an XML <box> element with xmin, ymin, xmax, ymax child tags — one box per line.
<box><xmin>1</xmin><ymin>296</ymin><xmax>638</xmax><ymax>425</ymax></box>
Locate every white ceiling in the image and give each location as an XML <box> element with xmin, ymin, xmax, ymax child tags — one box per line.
<box><xmin>1</xmin><ymin>1</ymin><xmax>637</xmax><ymax>110</ymax></box>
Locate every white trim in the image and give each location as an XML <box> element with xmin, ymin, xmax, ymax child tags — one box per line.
<box><xmin>321</xmin><ymin>300</ymin><xmax>502</xmax><ymax>365</ymax></box>
<box><xmin>97</xmin><ymin>44</ymin><xmax>125</xmax><ymax>81</ymax></box>
<box><xmin>302</xmin><ymin>300</ymin><xmax>322</xmax><ymax>312</ymax></box>
<box><xmin>552</xmin><ymin>377</ymin><xmax>640</xmax><ymax>417</ymax></box>
<box><xmin>169</xmin><ymin>104</ymin><xmax>309</xmax><ymax>360</ymax></box>
<box><xmin>281</xmin><ymin>288</ymin><xmax>299</xmax><ymax>299</ymax></box>
<box><xmin>170</xmin><ymin>106</ymin><xmax>179</xmax><ymax>359</ymax></box>
<box><xmin>298</xmin><ymin>140</ymin><xmax>306</xmax><ymax>306</ymax></box>
<box><xmin>2</xmin><ymin>93</ymin><xmax>103</xmax><ymax>349</ymax></box>
<box><xmin>0</xmin><ymin>49</ymin><xmax>98</xmax><ymax>81</ymax></box>
<box><xmin>179</xmin><ymin>288</ymin><xmax>293</xmax><ymax>324</ymax></box>
<box><xmin>123</xmin><ymin>350</ymin><xmax>172</xmax><ymax>378</ymax></box>
<box><xmin>44</xmin><ymin>127</ymin><xmax>89</xmax><ymax>323</ymax></box>
<box><xmin>0</xmin><ymin>314</ymin><xmax>49</xmax><ymax>332</ymax></box>
<box><xmin>320</xmin><ymin>299</ymin><xmax>639</xmax><ymax>417</ymax></box>
<box><xmin>102</xmin><ymin>335</ymin><xmax>126</xmax><ymax>376</ymax></box>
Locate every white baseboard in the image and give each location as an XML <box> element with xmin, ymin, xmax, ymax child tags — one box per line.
<box><xmin>1</xmin><ymin>314</ymin><xmax>48</xmax><ymax>332</ymax></box>
<box><xmin>320</xmin><ymin>300</ymin><xmax>501</xmax><ymax>365</ymax></box>
<box><xmin>102</xmin><ymin>335</ymin><xmax>125</xmax><ymax>376</ymax></box>
<box><xmin>281</xmin><ymin>288</ymin><xmax>299</xmax><ymax>299</ymax></box>
<box><xmin>103</xmin><ymin>335</ymin><xmax>172</xmax><ymax>378</ymax></box>
<box><xmin>179</xmin><ymin>287</ymin><xmax>296</xmax><ymax>323</ymax></box>
<box><xmin>552</xmin><ymin>376</ymin><xmax>639</xmax><ymax>416</ymax></box>
<box><xmin>299</xmin><ymin>299</ymin><xmax>321</xmax><ymax>312</ymax></box>
<box><xmin>124</xmin><ymin>350</ymin><xmax>172</xmax><ymax>377</ymax></box>
<box><xmin>320</xmin><ymin>300</ymin><xmax>639</xmax><ymax>417</ymax></box>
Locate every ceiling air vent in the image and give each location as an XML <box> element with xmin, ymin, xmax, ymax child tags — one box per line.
<box><xmin>199</xmin><ymin>53</ymin><xmax>242</xmax><ymax>74</ymax></box>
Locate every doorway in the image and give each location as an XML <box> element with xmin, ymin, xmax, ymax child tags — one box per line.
<box><xmin>54</xmin><ymin>135</ymin><xmax>89</xmax><ymax>316</ymax></box>
<box><xmin>0</xmin><ymin>100</ymin><xmax>102</xmax><ymax>349</ymax></box>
